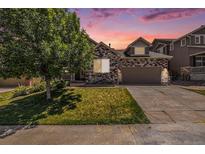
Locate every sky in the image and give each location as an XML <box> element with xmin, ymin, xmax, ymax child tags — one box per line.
<box><xmin>70</xmin><ymin>8</ymin><xmax>205</xmax><ymax>49</ymax></box>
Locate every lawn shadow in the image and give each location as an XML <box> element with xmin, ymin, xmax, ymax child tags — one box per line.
<box><xmin>47</xmin><ymin>88</ymin><xmax>82</xmax><ymax>115</ymax></box>
<box><xmin>0</xmin><ymin>88</ymin><xmax>82</xmax><ymax>125</ymax></box>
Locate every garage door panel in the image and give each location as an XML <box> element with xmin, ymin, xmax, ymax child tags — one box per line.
<box><xmin>121</xmin><ymin>67</ymin><xmax>161</xmax><ymax>84</ymax></box>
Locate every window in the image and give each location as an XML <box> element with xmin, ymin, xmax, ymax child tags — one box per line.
<box><xmin>204</xmin><ymin>36</ymin><xmax>205</xmax><ymax>44</ymax></box>
<box><xmin>93</xmin><ymin>59</ymin><xmax>110</xmax><ymax>73</ymax></box>
<box><xmin>134</xmin><ymin>47</ymin><xmax>145</xmax><ymax>55</ymax></box>
<box><xmin>195</xmin><ymin>35</ymin><xmax>201</xmax><ymax>44</ymax></box>
<box><xmin>195</xmin><ymin>56</ymin><xmax>205</xmax><ymax>66</ymax></box>
<box><xmin>181</xmin><ymin>38</ymin><xmax>186</xmax><ymax>47</ymax></box>
<box><xmin>170</xmin><ymin>42</ymin><xmax>174</xmax><ymax>51</ymax></box>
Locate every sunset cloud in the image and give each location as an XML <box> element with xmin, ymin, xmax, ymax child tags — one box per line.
<box><xmin>141</xmin><ymin>8</ymin><xmax>205</xmax><ymax>22</ymax></box>
<box><xmin>70</xmin><ymin>9</ymin><xmax>205</xmax><ymax>49</ymax></box>
<box><xmin>84</xmin><ymin>8</ymin><xmax>137</xmax><ymax>28</ymax></box>
<box><xmin>91</xmin><ymin>8</ymin><xmax>136</xmax><ymax>19</ymax></box>
<box><xmin>87</xmin><ymin>29</ymin><xmax>180</xmax><ymax>49</ymax></box>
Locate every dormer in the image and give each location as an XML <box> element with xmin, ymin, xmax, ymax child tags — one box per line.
<box><xmin>124</xmin><ymin>37</ymin><xmax>151</xmax><ymax>57</ymax></box>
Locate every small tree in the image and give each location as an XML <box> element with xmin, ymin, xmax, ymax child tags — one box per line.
<box><xmin>64</xmin><ymin>12</ymin><xmax>93</xmax><ymax>82</ymax></box>
<box><xmin>0</xmin><ymin>9</ymin><xmax>93</xmax><ymax>100</ymax></box>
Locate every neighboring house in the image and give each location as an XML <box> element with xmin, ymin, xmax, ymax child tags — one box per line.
<box><xmin>152</xmin><ymin>39</ymin><xmax>176</xmax><ymax>55</ymax></box>
<box><xmin>152</xmin><ymin>25</ymin><xmax>205</xmax><ymax>80</ymax></box>
<box><xmin>86</xmin><ymin>37</ymin><xmax>172</xmax><ymax>84</ymax></box>
<box><xmin>0</xmin><ymin>78</ymin><xmax>32</xmax><ymax>87</ymax></box>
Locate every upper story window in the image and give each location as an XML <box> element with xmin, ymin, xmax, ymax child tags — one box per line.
<box><xmin>195</xmin><ymin>56</ymin><xmax>205</xmax><ymax>66</ymax></box>
<box><xmin>195</xmin><ymin>35</ymin><xmax>201</xmax><ymax>44</ymax></box>
<box><xmin>170</xmin><ymin>42</ymin><xmax>174</xmax><ymax>51</ymax></box>
<box><xmin>134</xmin><ymin>47</ymin><xmax>145</xmax><ymax>55</ymax></box>
<box><xmin>181</xmin><ymin>38</ymin><xmax>186</xmax><ymax>47</ymax></box>
<box><xmin>93</xmin><ymin>59</ymin><xmax>110</xmax><ymax>73</ymax></box>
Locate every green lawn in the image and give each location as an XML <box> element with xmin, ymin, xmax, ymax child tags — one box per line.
<box><xmin>0</xmin><ymin>87</ymin><xmax>149</xmax><ymax>125</ymax></box>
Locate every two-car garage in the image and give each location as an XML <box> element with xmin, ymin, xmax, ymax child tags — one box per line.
<box><xmin>121</xmin><ymin>67</ymin><xmax>162</xmax><ymax>84</ymax></box>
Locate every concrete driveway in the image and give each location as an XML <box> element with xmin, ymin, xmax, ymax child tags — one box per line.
<box><xmin>126</xmin><ymin>85</ymin><xmax>205</xmax><ymax>124</ymax></box>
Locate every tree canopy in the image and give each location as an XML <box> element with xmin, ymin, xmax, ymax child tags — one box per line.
<box><xmin>0</xmin><ymin>9</ymin><xmax>93</xmax><ymax>100</ymax></box>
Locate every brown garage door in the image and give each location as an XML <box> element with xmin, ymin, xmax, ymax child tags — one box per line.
<box><xmin>121</xmin><ymin>67</ymin><xmax>162</xmax><ymax>84</ymax></box>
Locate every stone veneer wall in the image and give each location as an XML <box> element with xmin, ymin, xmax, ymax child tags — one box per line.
<box><xmin>86</xmin><ymin>44</ymin><xmax>120</xmax><ymax>84</ymax></box>
<box><xmin>119</xmin><ymin>58</ymin><xmax>168</xmax><ymax>68</ymax></box>
<box><xmin>86</xmin><ymin>44</ymin><xmax>169</xmax><ymax>84</ymax></box>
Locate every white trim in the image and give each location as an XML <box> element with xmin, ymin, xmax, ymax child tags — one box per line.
<box><xmin>190</xmin><ymin>51</ymin><xmax>205</xmax><ymax>56</ymax></box>
<box><xmin>181</xmin><ymin>38</ymin><xmax>186</xmax><ymax>47</ymax></box>
<box><xmin>187</xmin><ymin>45</ymin><xmax>205</xmax><ymax>48</ymax></box>
<box><xmin>195</xmin><ymin>35</ymin><xmax>201</xmax><ymax>44</ymax></box>
<box><xmin>170</xmin><ymin>42</ymin><xmax>174</xmax><ymax>51</ymax></box>
<box><xmin>204</xmin><ymin>35</ymin><xmax>205</xmax><ymax>44</ymax></box>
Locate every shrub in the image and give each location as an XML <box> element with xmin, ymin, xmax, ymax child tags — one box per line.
<box><xmin>12</xmin><ymin>82</ymin><xmax>46</xmax><ymax>98</ymax></box>
<box><xmin>13</xmin><ymin>86</ymin><xmax>30</xmax><ymax>97</ymax></box>
<box><xmin>29</xmin><ymin>82</ymin><xmax>46</xmax><ymax>93</ymax></box>
<box><xmin>52</xmin><ymin>80</ymin><xmax>69</xmax><ymax>90</ymax></box>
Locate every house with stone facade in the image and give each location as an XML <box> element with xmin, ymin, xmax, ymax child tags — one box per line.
<box><xmin>86</xmin><ymin>37</ymin><xmax>172</xmax><ymax>85</ymax></box>
<box><xmin>0</xmin><ymin>36</ymin><xmax>173</xmax><ymax>86</ymax></box>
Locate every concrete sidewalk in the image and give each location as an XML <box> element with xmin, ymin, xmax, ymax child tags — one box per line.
<box><xmin>0</xmin><ymin>88</ymin><xmax>13</xmax><ymax>93</ymax></box>
<box><xmin>0</xmin><ymin>123</ymin><xmax>205</xmax><ymax>144</ymax></box>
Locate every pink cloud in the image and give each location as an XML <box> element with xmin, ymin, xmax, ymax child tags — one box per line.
<box><xmin>91</xmin><ymin>8</ymin><xmax>135</xmax><ymax>19</ymax></box>
<box><xmin>85</xmin><ymin>9</ymin><xmax>137</xmax><ymax>28</ymax></box>
<box><xmin>86</xmin><ymin>29</ymin><xmax>180</xmax><ymax>49</ymax></box>
<box><xmin>141</xmin><ymin>8</ymin><xmax>205</xmax><ymax>22</ymax></box>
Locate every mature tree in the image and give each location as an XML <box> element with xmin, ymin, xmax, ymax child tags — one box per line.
<box><xmin>0</xmin><ymin>9</ymin><xmax>93</xmax><ymax>100</ymax></box>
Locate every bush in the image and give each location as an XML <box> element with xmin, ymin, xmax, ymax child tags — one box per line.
<box><xmin>13</xmin><ymin>86</ymin><xmax>30</xmax><ymax>97</ymax></box>
<box><xmin>29</xmin><ymin>82</ymin><xmax>46</xmax><ymax>93</ymax></box>
<box><xmin>13</xmin><ymin>82</ymin><xmax>46</xmax><ymax>98</ymax></box>
<box><xmin>52</xmin><ymin>80</ymin><xmax>69</xmax><ymax>90</ymax></box>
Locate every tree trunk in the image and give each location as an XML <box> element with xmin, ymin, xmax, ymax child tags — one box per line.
<box><xmin>45</xmin><ymin>77</ymin><xmax>51</xmax><ymax>101</ymax></box>
<box><xmin>67</xmin><ymin>73</ymin><xmax>71</xmax><ymax>86</ymax></box>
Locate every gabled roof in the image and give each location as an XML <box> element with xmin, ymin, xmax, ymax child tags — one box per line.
<box><xmin>124</xmin><ymin>37</ymin><xmax>151</xmax><ymax>55</ymax></box>
<box><xmin>174</xmin><ymin>25</ymin><xmax>205</xmax><ymax>43</ymax></box>
<box><xmin>152</xmin><ymin>38</ymin><xmax>176</xmax><ymax>45</ymax></box>
<box><xmin>114</xmin><ymin>50</ymin><xmax>126</xmax><ymax>57</ymax></box>
<box><xmin>88</xmin><ymin>37</ymin><xmax>98</xmax><ymax>46</ymax></box>
<box><xmin>95</xmin><ymin>41</ymin><xmax>118</xmax><ymax>56</ymax></box>
<box><xmin>149</xmin><ymin>51</ymin><xmax>173</xmax><ymax>60</ymax></box>
<box><xmin>128</xmin><ymin>37</ymin><xmax>151</xmax><ymax>47</ymax></box>
<box><xmin>121</xmin><ymin>51</ymin><xmax>173</xmax><ymax>60</ymax></box>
